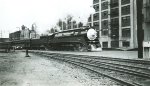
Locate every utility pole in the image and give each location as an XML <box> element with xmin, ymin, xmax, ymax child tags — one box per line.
<box><xmin>0</xmin><ymin>30</ymin><xmax>2</xmax><ymax>38</ymax></box>
<box><xmin>136</xmin><ymin>0</ymin><xmax>144</xmax><ymax>58</ymax></box>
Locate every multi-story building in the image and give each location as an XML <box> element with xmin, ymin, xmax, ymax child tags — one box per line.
<box><xmin>20</xmin><ymin>28</ymin><xmax>30</xmax><ymax>40</ymax></box>
<box><xmin>88</xmin><ymin>0</ymin><xmax>138</xmax><ymax>50</ymax></box>
<box><xmin>143</xmin><ymin>0</ymin><xmax>150</xmax><ymax>58</ymax></box>
<box><xmin>10</xmin><ymin>25</ymin><xmax>40</xmax><ymax>41</ymax></box>
<box><xmin>20</xmin><ymin>25</ymin><xmax>40</xmax><ymax>40</ymax></box>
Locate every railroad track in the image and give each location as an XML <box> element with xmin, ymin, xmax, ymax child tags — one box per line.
<box><xmin>31</xmin><ymin>51</ymin><xmax>150</xmax><ymax>86</ymax></box>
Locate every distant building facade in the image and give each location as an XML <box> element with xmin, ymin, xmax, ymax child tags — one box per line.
<box><xmin>88</xmin><ymin>0</ymin><xmax>138</xmax><ymax>50</ymax></box>
<box><xmin>20</xmin><ymin>28</ymin><xmax>30</xmax><ymax>40</ymax></box>
<box><xmin>9</xmin><ymin>31</ymin><xmax>21</xmax><ymax>41</ymax></box>
<box><xmin>9</xmin><ymin>25</ymin><xmax>40</xmax><ymax>41</ymax></box>
<box><xmin>143</xmin><ymin>0</ymin><xmax>150</xmax><ymax>58</ymax></box>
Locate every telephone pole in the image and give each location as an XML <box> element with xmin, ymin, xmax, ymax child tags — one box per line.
<box><xmin>136</xmin><ymin>0</ymin><xmax>144</xmax><ymax>58</ymax></box>
<box><xmin>0</xmin><ymin>30</ymin><xmax>2</xmax><ymax>38</ymax></box>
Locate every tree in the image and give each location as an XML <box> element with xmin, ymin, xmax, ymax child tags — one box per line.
<box><xmin>57</xmin><ymin>19</ymin><xmax>63</xmax><ymax>30</ymax></box>
<box><xmin>31</xmin><ymin>23</ymin><xmax>37</xmax><ymax>31</ymax></box>
<box><xmin>21</xmin><ymin>25</ymin><xmax>26</xmax><ymax>30</ymax></box>
<box><xmin>50</xmin><ymin>27</ymin><xmax>55</xmax><ymax>33</ymax></box>
<box><xmin>78</xmin><ymin>22</ymin><xmax>83</xmax><ymax>28</ymax></box>
<box><xmin>47</xmin><ymin>14</ymin><xmax>84</xmax><ymax>34</ymax></box>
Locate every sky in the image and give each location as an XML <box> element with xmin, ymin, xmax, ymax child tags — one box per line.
<box><xmin>0</xmin><ymin>0</ymin><xmax>94</xmax><ymax>38</ymax></box>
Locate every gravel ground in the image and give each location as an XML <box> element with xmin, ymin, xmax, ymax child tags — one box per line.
<box><xmin>31</xmin><ymin>50</ymin><xmax>138</xmax><ymax>59</ymax></box>
<box><xmin>0</xmin><ymin>52</ymin><xmax>120</xmax><ymax>86</ymax></box>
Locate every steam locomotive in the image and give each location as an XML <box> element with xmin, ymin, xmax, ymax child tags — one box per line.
<box><xmin>30</xmin><ymin>26</ymin><xmax>102</xmax><ymax>51</ymax></box>
<box><xmin>0</xmin><ymin>26</ymin><xmax>102</xmax><ymax>52</ymax></box>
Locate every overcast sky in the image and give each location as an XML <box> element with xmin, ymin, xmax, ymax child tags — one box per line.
<box><xmin>0</xmin><ymin>0</ymin><xmax>94</xmax><ymax>38</ymax></box>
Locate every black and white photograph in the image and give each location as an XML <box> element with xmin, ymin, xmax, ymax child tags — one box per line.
<box><xmin>0</xmin><ymin>0</ymin><xmax>150</xmax><ymax>86</ymax></box>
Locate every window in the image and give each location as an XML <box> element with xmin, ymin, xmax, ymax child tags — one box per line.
<box><xmin>110</xmin><ymin>8</ymin><xmax>119</xmax><ymax>17</ymax></box>
<box><xmin>122</xmin><ymin>28</ymin><xmax>130</xmax><ymax>37</ymax></box>
<box><xmin>93</xmin><ymin>13</ymin><xmax>99</xmax><ymax>21</ymax></box>
<box><xmin>94</xmin><ymin>22</ymin><xmax>99</xmax><ymax>26</ymax></box>
<box><xmin>111</xmin><ymin>28</ymin><xmax>119</xmax><ymax>39</ymax></box>
<box><xmin>101</xmin><ymin>29</ymin><xmax>108</xmax><ymax>36</ymax></box>
<box><xmin>94</xmin><ymin>22</ymin><xmax>99</xmax><ymax>31</ymax></box>
<box><xmin>110</xmin><ymin>0</ymin><xmax>119</xmax><ymax>8</ymax></box>
<box><xmin>102</xmin><ymin>42</ymin><xmax>108</xmax><ymax>48</ymax></box>
<box><xmin>122</xmin><ymin>16</ymin><xmax>130</xmax><ymax>27</ymax></box>
<box><xmin>101</xmin><ymin>2</ymin><xmax>108</xmax><ymax>10</ymax></box>
<box><xmin>101</xmin><ymin>20</ymin><xmax>108</xmax><ymax>29</ymax></box>
<box><xmin>121</xmin><ymin>5</ymin><xmax>130</xmax><ymax>15</ymax></box>
<box><xmin>102</xmin><ymin>11</ymin><xmax>108</xmax><ymax>19</ymax></box>
<box><xmin>121</xmin><ymin>0</ymin><xmax>130</xmax><ymax>5</ymax></box>
<box><xmin>111</xmin><ymin>41</ymin><xmax>119</xmax><ymax>48</ymax></box>
<box><xmin>93</xmin><ymin>0</ymin><xmax>99</xmax><ymax>4</ymax></box>
<box><xmin>111</xmin><ymin>18</ymin><xmax>119</xmax><ymax>28</ymax></box>
<box><xmin>122</xmin><ymin>41</ymin><xmax>130</xmax><ymax>47</ymax></box>
<box><xmin>93</xmin><ymin>5</ymin><xmax>99</xmax><ymax>12</ymax></box>
<box><xmin>144</xmin><ymin>5</ymin><xmax>150</xmax><ymax>22</ymax></box>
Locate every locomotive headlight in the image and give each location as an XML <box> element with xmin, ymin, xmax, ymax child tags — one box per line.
<box><xmin>87</xmin><ymin>28</ymin><xmax>97</xmax><ymax>40</ymax></box>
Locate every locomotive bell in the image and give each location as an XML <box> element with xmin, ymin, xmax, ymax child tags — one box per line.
<box><xmin>87</xmin><ymin>28</ymin><xmax>97</xmax><ymax>40</ymax></box>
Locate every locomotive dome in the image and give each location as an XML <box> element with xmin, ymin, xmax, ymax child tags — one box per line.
<box><xmin>87</xmin><ymin>28</ymin><xmax>97</xmax><ymax>40</ymax></box>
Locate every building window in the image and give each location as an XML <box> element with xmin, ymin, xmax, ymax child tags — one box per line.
<box><xmin>110</xmin><ymin>0</ymin><xmax>119</xmax><ymax>8</ymax></box>
<box><xmin>122</xmin><ymin>41</ymin><xmax>130</xmax><ymax>47</ymax></box>
<box><xmin>101</xmin><ymin>20</ymin><xmax>108</xmax><ymax>29</ymax></box>
<box><xmin>93</xmin><ymin>0</ymin><xmax>99</xmax><ymax>4</ymax></box>
<box><xmin>94</xmin><ymin>22</ymin><xmax>99</xmax><ymax>31</ymax></box>
<box><xmin>101</xmin><ymin>2</ymin><xmax>108</xmax><ymax>10</ymax></box>
<box><xmin>93</xmin><ymin>4</ymin><xmax>99</xmax><ymax>12</ymax></box>
<box><xmin>101</xmin><ymin>29</ymin><xmax>108</xmax><ymax>36</ymax></box>
<box><xmin>111</xmin><ymin>18</ymin><xmax>119</xmax><ymax>28</ymax></box>
<box><xmin>144</xmin><ymin>2</ymin><xmax>150</xmax><ymax>23</ymax></box>
<box><xmin>121</xmin><ymin>0</ymin><xmax>130</xmax><ymax>5</ymax></box>
<box><xmin>110</xmin><ymin>8</ymin><xmax>119</xmax><ymax>17</ymax></box>
<box><xmin>111</xmin><ymin>28</ymin><xmax>119</xmax><ymax>39</ymax></box>
<box><xmin>102</xmin><ymin>42</ymin><xmax>108</xmax><ymax>48</ymax></box>
<box><xmin>111</xmin><ymin>41</ymin><xmax>119</xmax><ymax>48</ymax></box>
<box><xmin>122</xmin><ymin>28</ymin><xmax>131</xmax><ymax>37</ymax></box>
<box><xmin>93</xmin><ymin>13</ymin><xmax>99</xmax><ymax>21</ymax></box>
<box><xmin>121</xmin><ymin>5</ymin><xmax>130</xmax><ymax>15</ymax></box>
<box><xmin>122</xmin><ymin>16</ymin><xmax>130</xmax><ymax>27</ymax></box>
<box><xmin>102</xmin><ymin>11</ymin><xmax>108</xmax><ymax>19</ymax></box>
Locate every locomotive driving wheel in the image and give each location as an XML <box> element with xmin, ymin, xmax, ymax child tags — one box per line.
<box><xmin>74</xmin><ymin>43</ymin><xmax>87</xmax><ymax>52</ymax></box>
